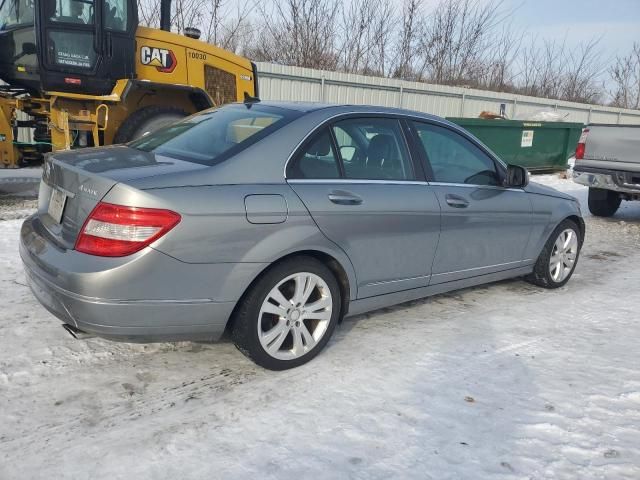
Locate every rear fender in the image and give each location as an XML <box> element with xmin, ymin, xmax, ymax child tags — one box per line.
<box><xmin>122</xmin><ymin>184</ymin><xmax>359</xmax><ymax>301</ymax></box>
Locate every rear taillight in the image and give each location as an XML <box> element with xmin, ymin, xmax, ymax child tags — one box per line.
<box><xmin>575</xmin><ymin>128</ymin><xmax>589</xmax><ymax>160</ymax></box>
<box><xmin>75</xmin><ymin>202</ymin><xmax>181</xmax><ymax>257</ymax></box>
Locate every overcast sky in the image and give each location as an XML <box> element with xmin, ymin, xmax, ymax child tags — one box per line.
<box><xmin>502</xmin><ymin>0</ymin><xmax>640</xmax><ymax>61</ymax></box>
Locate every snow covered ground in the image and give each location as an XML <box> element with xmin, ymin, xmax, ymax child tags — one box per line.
<box><xmin>1</xmin><ymin>175</ymin><xmax>639</xmax><ymax>480</ymax></box>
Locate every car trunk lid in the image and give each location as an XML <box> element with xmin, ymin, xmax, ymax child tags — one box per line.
<box><xmin>37</xmin><ymin>145</ymin><xmax>207</xmax><ymax>249</ymax></box>
<box><xmin>39</xmin><ymin>156</ymin><xmax>118</xmax><ymax>249</ymax></box>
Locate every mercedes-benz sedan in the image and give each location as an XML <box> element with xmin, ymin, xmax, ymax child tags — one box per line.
<box><xmin>20</xmin><ymin>102</ymin><xmax>584</xmax><ymax>370</ymax></box>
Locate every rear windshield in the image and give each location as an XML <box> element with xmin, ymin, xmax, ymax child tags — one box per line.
<box><xmin>129</xmin><ymin>104</ymin><xmax>300</xmax><ymax>166</ymax></box>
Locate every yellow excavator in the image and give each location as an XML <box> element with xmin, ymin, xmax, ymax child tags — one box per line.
<box><xmin>0</xmin><ymin>0</ymin><xmax>258</xmax><ymax>167</ymax></box>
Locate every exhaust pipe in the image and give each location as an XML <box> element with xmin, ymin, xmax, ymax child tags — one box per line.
<box><xmin>160</xmin><ymin>0</ymin><xmax>172</xmax><ymax>32</ymax></box>
<box><xmin>62</xmin><ymin>323</ymin><xmax>93</xmax><ymax>340</ymax></box>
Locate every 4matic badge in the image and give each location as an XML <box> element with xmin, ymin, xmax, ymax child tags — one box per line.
<box><xmin>140</xmin><ymin>46</ymin><xmax>177</xmax><ymax>73</ymax></box>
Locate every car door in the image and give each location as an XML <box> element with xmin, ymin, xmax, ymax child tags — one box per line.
<box><xmin>287</xmin><ymin>117</ymin><xmax>441</xmax><ymax>299</ymax></box>
<box><xmin>36</xmin><ymin>0</ymin><xmax>136</xmax><ymax>95</ymax></box>
<box><xmin>410</xmin><ymin>121</ymin><xmax>533</xmax><ymax>284</ymax></box>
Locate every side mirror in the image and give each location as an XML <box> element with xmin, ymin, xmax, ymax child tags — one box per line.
<box><xmin>505</xmin><ymin>164</ymin><xmax>529</xmax><ymax>188</ymax></box>
<box><xmin>22</xmin><ymin>42</ymin><xmax>37</xmax><ymax>55</ymax></box>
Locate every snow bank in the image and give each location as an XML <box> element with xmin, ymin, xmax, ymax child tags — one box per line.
<box><xmin>1</xmin><ymin>176</ymin><xmax>639</xmax><ymax>479</ymax></box>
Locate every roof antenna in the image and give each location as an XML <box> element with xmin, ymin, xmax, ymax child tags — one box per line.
<box><xmin>244</xmin><ymin>92</ymin><xmax>260</xmax><ymax>107</ymax></box>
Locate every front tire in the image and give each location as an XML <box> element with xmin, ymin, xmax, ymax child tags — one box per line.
<box><xmin>526</xmin><ymin>219</ymin><xmax>582</xmax><ymax>289</ymax></box>
<box><xmin>232</xmin><ymin>256</ymin><xmax>341</xmax><ymax>370</ymax></box>
<box><xmin>588</xmin><ymin>188</ymin><xmax>621</xmax><ymax>217</ymax></box>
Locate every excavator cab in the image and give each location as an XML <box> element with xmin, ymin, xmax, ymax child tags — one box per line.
<box><xmin>0</xmin><ymin>0</ymin><xmax>137</xmax><ymax>95</ymax></box>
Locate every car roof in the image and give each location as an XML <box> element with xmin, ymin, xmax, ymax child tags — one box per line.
<box><xmin>239</xmin><ymin>101</ymin><xmax>445</xmax><ymax>122</ymax></box>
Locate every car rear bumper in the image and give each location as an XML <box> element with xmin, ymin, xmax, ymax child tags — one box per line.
<box><xmin>20</xmin><ymin>214</ymin><xmax>266</xmax><ymax>342</ymax></box>
<box><xmin>22</xmin><ymin>263</ymin><xmax>236</xmax><ymax>341</ymax></box>
<box><xmin>573</xmin><ymin>167</ymin><xmax>640</xmax><ymax>194</ymax></box>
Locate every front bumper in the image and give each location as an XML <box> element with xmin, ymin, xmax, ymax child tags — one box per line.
<box><xmin>20</xmin><ymin>214</ymin><xmax>265</xmax><ymax>342</ymax></box>
<box><xmin>573</xmin><ymin>167</ymin><xmax>640</xmax><ymax>195</ymax></box>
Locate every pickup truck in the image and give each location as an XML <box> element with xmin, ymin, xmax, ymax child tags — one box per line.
<box><xmin>573</xmin><ymin>124</ymin><xmax>640</xmax><ymax>217</ymax></box>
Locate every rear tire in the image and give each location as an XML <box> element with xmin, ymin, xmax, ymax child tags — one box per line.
<box><xmin>526</xmin><ymin>219</ymin><xmax>582</xmax><ymax>289</ymax></box>
<box><xmin>232</xmin><ymin>256</ymin><xmax>341</xmax><ymax>370</ymax></box>
<box><xmin>113</xmin><ymin>106</ymin><xmax>188</xmax><ymax>143</ymax></box>
<box><xmin>588</xmin><ymin>188</ymin><xmax>621</xmax><ymax>217</ymax></box>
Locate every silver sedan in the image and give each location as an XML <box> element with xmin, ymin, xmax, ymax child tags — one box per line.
<box><xmin>20</xmin><ymin>102</ymin><xmax>584</xmax><ymax>369</ymax></box>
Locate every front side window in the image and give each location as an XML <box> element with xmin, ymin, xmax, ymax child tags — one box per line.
<box><xmin>130</xmin><ymin>105</ymin><xmax>296</xmax><ymax>166</ymax></box>
<box><xmin>0</xmin><ymin>0</ymin><xmax>34</xmax><ymax>30</ymax></box>
<box><xmin>332</xmin><ymin>118</ymin><xmax>414</xmax><ymax>181</ymax></box>
<box><xmin>49</xmin><ymin>0</ymin><xmax>95</xmax><ymax>24</ymax></box>
<box><xmin>288</xmin><ymin>129</ymin><xmax>341</xmax><ymax>179</ymax></box>
<box><xmin>413</xmin><ymin>122</ymin><xmax>501</xmax><ymax>186</ymax></box>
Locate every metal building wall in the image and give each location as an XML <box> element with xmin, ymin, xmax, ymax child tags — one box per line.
<box><xmin>256</xmin><ymin>63</ymin><xmax>640</xmax><ymax>125</ymax></box>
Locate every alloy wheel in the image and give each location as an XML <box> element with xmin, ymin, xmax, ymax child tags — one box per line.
<box><xmin>548</xmin><ymin>228</ymin><xmax>579</xmax><ymax>283</ymax></box>
<box><xmin>257</xmin><ymin>272</ymin><xmax>333</xmax><ymax>360</ymax></box>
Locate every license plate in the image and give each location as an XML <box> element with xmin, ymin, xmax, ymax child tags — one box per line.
<box><xmin>48</xmin><ymin>188</ymin><xmax>67</xmax><ymax>224</ymax></box>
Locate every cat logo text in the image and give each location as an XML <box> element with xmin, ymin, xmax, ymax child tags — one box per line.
<box><xmin>140</xmin><ymin>47</ymin><xmax>177</xmax><ymax>73</ymax></box>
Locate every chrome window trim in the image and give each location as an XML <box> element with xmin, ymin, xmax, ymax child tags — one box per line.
<box><xmin>286</xmin><ymin>178</ymin><xmax>524</xmax><ymax>192</ymax></box>
<box><xmin>287</xmin><ymin>179</ymin><xmax>429</xmax><ymax>186</ymax></box>
<box><xmin>428</xmin><ymin>182</ymin><xmax>526</xmax><ymax>192</ymax></box>
<box><xmin>283</xmin><ymin>111</ymin><xmax>479</xmax><ymax>179</ymax></box>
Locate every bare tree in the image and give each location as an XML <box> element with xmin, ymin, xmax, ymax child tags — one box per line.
<box><xmin>391</xmin><ymin>0</ymin><xmax>423</xmax><ymax>80</ymax></box>
<box><xmin>520</xmin><ymin>38</ymin><xmax>567</xmax><ymax>99</ymax></box>
<box><xmin>202</xmin><ymin>0</ymin><xmax>255</xmax><ymax>54</ymax></box>
<box><xmin>249</xmin><ymin>0</ymin><xmax>340</xmax><ymax>70</ymax></box>
<box><xmin>337</xmin><ymin>0</ymin><xmax>396</xmax><ymax>76</ymax></box>
<box><xmin>516</xmin><ymin>36</ymin><xmax>604</xmax><ymax>103</ymax></box>
<box><xmin>137</xmin><ymin>0</ymin><xmax>206</xmax><ymax>33</ymax></box>
<box><xmin>171</xmin><ymin>0</ymin><xmax>207</xmax><ymax>34</ymax></box>
<box><xmin>418</xmin><ymin>0</ymin><xmax>506</xmax><ymax>85</ymax></box>
<box><xmin>479</xmin><ymin>23</ymin><xmax>523</xmax><ymax>91</ymax></box>
<box><xmin>137</xmin><ymin>0</ymin><xmax>160</xmax><ymax>27</ymax></box>
<box><xmin>609</xmin><ymin>42</ymin><xmax>640</xmax><ymax>109</ymax></box>
<box><xmin>561</xmin><ymin>37</ymin><xmax>604</xmax><ymax>103</ymax></box>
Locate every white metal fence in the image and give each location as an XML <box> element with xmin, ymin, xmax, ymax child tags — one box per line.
<box><xmin>256</xmin><ymin>63</ymin><xmax>640</xmax><ymax>125</ymax></box>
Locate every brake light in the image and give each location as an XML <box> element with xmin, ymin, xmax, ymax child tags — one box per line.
<box><xmin>75</xmin><ymin>202</ymin><xmax>181</xmax><ymax>257</ymax></box>
<box><xmin>575</xmin><ymin>128</ymin><xmax>589</xmax><ymax>160</ymax></box>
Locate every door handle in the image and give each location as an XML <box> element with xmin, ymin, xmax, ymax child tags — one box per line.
<box><xmin>445</xmin><ymin>194</ymin><xmax>469</xmax><ymax>208</ymax></box>
<box><xmin>328</xmin><ymin>191</ymin><xmax>363</xmax><ymax>205</ymax></box>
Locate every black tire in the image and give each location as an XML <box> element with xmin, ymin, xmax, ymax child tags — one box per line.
<box><xmin>588</xmin><ymin>188</ymin><xmax>621</xmax><ymax>217</ymax></box>
<box><xmin>113</xmin><ymin>106</ymin><xmax>188</xmax><ymax>144</ymax></box>
<box><xmin>232</xmin><ymin>256</ymin><xmax>341</xmax><ymax>370</ymax></box>
<box><xmin>526</xmin><ymin>219</ymin><xmax>582</xmax><ymax>289</ymax></box>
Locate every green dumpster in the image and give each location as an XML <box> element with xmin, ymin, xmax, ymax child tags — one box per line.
<box><xmin>446</xmin><ymin>118</ymin><xmax>584</xmax><ymax>171</ymax></box>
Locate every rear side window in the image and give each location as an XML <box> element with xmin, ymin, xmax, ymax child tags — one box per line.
<box><xmin>332</xmin><ymin>118</ymin><xmax>414</xmax><ymax>180</ymax></box>
<box><xmin>129</xmin><ymin>105</ymin><xmax>298</xmax><ymax>166</ymax></box>
<box><xmin>288</xmin><ymin>129</ymin><xmax>341</xmax><ymax>179</ymax></box>
<box><xmin>412</xmin><ymin>122</ymin><xmax>501</xmax><ymax>186</ymax></box>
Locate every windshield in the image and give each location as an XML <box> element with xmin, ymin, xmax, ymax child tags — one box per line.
<box><xmin>0</xmin><ymin>0</ymin><xmax>34</xmax><ymax>30</ymax></box>
<box><xmin>129</xmin><ymin>104</ymin><xmax>301</xmax><ymax>166</ymax></box>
